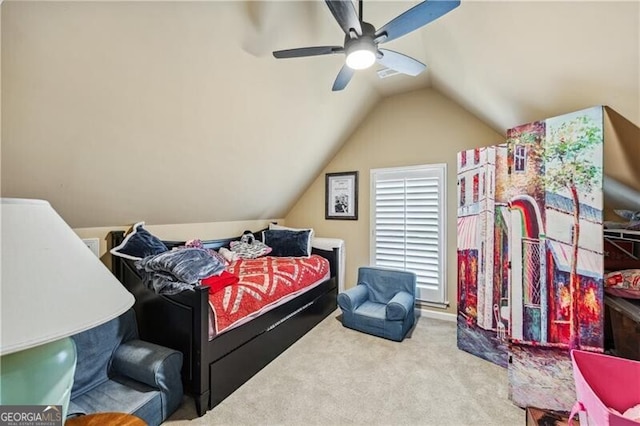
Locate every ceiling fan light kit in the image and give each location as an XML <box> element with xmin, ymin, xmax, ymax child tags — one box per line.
<box><xmin>272</xmin><ymin>0</ymin><xmax>461</xmax><ymax>91</ymax></box>
<box><xmin>345</xmin><ymin>40</ymin><xmax>376</xmax><ymax>70</ymax></box>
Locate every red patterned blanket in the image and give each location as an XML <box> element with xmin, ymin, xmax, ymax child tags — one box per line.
<box><xmin>208</xmin><ymin>255</ymin><xmax>330</xmax><ymax>336</ymax></box>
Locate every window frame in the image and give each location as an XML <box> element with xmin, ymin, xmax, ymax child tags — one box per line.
<box><xmin>369</xmin><ymin>163</ymin><xmax>447</xmax><ymax>304</ymax></box>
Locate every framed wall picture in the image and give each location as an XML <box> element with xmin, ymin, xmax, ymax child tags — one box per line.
<box><xmin>325</xmin><ymin>171</ymin><xmax>358</xmax><ymax>220</ymax></box>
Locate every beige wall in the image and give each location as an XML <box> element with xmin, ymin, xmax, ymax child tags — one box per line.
<box><xmin>1</xmin><ymin>1</ymin><xmax>376</xmax><ymax>229</ymax></box>
<box><xmin>3</xmin><ymin>1</ymin><xmax>637</xmax><ymax>233</ymax></box>
<box><xmin>603</xmin><ymin>107</ymin><xmax>640</xmax><ymax>193</ymax></box>
<box><xmin>285</xmin><ymin>88</ymin><xmax>503</xmax><ymax>315</ymax></box>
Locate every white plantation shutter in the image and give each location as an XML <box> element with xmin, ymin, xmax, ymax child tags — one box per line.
<box><xmin>370</xmin><ymin>164</ymin><xmax>447</xmax><ymax>304</ymax></box>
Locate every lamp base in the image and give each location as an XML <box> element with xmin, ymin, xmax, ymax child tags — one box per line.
<box><xmin>0</xmin><ymin>337</ymin><xmax>76</xmax><ymax>420</ymax></box>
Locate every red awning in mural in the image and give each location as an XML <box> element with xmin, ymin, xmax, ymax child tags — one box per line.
<box><xmin>547</xmin><ymin>240</ymin><xmax>603</xmax><ymax>279</ymax></box>
<box><xmin>457</xmin><ymin>215</ymin><xmax>479</xmax><ymax>250</ymax></box>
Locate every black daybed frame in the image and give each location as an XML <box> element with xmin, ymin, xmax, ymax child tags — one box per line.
<box><xmin>110</xmin><ymin>230</ymin><xmax>339</xmax><ymax>416</ymax></box>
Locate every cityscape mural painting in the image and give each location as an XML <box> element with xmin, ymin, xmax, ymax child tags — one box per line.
<box><xmin>456</xmin><ymin>106</ymin><xmax>604</xmax><ymax>411</ymax></box>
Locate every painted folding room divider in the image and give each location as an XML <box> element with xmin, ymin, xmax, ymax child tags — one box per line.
<box><xmin>456</xmin><ymin>106</ymin><xmax>607</xmax><ymax>411</ymax></box>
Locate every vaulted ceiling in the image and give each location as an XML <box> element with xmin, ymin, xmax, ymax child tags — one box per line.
<box><xmin>246</xmin><ymin>0</ymin><xmax>640</xmax><ymax>126</ymax></box>
<box><xmin>1</xmin><ymin>1</ymin><xmax>638</xmax><ymax>227</ymax></box>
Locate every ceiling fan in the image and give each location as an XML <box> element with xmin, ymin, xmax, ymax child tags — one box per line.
<box><xmin>272</xmin><ymin>0</ymin><xmax>461</xmax><ymax>91</ymax></box>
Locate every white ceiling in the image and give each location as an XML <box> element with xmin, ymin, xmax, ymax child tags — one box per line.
<box><xmin>2</xmin><ymin>1</ymin><xmax>638</xmax><ymax>227</ymax></box>
<box><xmin>422</xmin><ymin>0</ymin><xmax>640</xmax><ymax>132</ymax></box>
<box><xmin>250</xmin><ymin>0</ymin><xmax>640</xmax><ymax>131</ymax></box>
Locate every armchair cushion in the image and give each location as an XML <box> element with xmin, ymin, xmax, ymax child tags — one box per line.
<box><xmin>386</xmin><ymin>291</ymin><xmax>414</xmax><ymax>321</ymax></box>
<box><xmin>337</xmin><ymin>284</ymin><xmax>369</xmax><ymax>312</ymax></box>
<box><xmin>112</xmin><ymin>340</ymin><xmax>182</xmax><ymax>388</ymax></box>
<box><xmin>67</xmin><ymin>377</ymin><xmax>160</xmax><ymax>422</ymax></box>
<box><xmin>357</xmin><ymin>267</ymin><xmax>416</xmax><ymax>303</ymax></box>
<box><xmin>112</xmin><ymin>339</ymin><xmax>183</xmax><ymax>419</ymax></box>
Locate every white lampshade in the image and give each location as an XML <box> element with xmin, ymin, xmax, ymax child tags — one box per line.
<box><xmin>1</xmin><ymin>198</ymin><xmax>134</xmax><ymax>355</ymax></box>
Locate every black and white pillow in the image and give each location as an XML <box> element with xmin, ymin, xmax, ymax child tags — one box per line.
<box><xmin>229</xmin><ymin>233</ymin><xmax>273</xmax><ymax>259</ymax></box>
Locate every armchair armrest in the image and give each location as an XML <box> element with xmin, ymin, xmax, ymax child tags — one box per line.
<box><xmin>112</xmin><ymin>339</ymin><xmax>183</xmax><ymax>391</ymax></box>
<box><xmin>337</xmin><ymin>284</ymin><xmax>369</xmax><ymax>312</ymax></box>
<box><xmin>386</xmin><ymin>291</ymin><xmax>414</xmax><ymax>320</ymax></box>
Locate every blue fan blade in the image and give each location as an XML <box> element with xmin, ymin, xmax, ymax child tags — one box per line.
<box><xmin>273</xmin><ymin>46</ymin><xmax>344</xmax><ymax>59</ymax></box>
<box><xmin>332</xmin><ymin>65</ymin><xmax>355</xmax><ymax>91</ymax></box>
<box><xmin>375</xmin><ymin>1</ymin><xmax>460</xmax><ymax>44</ymax></box>
<box><xmin>325</xmin><ymin>0</ymin><xmax>363</xmax><ymax>36</ymax></box>
<box><xmin>377</xmin><ymin>49</ymin><xmax>426</xmax><ymax>76</ymax></box>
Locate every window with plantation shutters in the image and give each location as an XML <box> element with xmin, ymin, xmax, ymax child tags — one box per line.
<box><xmin>370</xmin><ymin>164</ymin><xmax>447</xmax><ymax>304</ymax></box>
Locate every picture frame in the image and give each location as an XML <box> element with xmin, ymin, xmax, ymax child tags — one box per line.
<box><xmin>325</xmin><ymin>171</ymin><xmax>358</xmax><ymax>220</ymax></box>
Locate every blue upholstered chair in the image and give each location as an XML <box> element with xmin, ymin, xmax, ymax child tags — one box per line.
<box><xmin>337</xmin><ymin>267</ymin><xmax>417</xmax><ymax>342</ymax></box>
<box><xmin>68</xmin><ymin>309</ymin><xmax>183</xmax><ymax>426</ymax></box>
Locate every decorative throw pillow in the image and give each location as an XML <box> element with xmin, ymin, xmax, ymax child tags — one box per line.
<box><xmin>110</xmin><ymin>222</ymin><xmax>168</xmax><ymax>260</ymax></box>
<box><xmin>229</xmin><ymin>233</ymin><xmax>272</xmax><ymax>259</ymax></box>
<box><xmin>604</xmin><ymin>269</ymin><xmax>640</xmax><ymax>299</ymax></box>
<box><xmin>137</xmin><ymin>248</ymin><xmax>226</xmax><ymax>284</ymax></box>
<box><xmin>261</xmin><ymin>229</ymin><xmax>312</xmax><ymax>257</ymax></box>
<box><xmin>268</xmin><ymin>223</ymin><xmax>314</xmax><ymax>255</ymax></box>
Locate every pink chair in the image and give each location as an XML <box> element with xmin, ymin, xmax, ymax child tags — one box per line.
<box><xmin>569</xmin><ymin>349</ymin><xmax>640</xmax><ymax>425</ymax></box>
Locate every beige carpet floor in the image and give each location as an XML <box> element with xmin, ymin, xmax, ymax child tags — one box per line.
<box><xmin>164</xmin><ymin>312</ymin><xmax>525</xmax><ymax>426</ymax></box>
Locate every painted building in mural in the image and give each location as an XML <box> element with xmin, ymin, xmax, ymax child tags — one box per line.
<box><xmin>457</xmin><ymin>146</ymin><xmax>510</xmax><ymax>335</ymax></box>
<box><xmin>544</xmin><ymin>193</ymin><xmax>603</xmax><ymax>347</ymax></box>
<box><xmin>457</xmin><ymin>148</ymin><xmax>481</xmax><ymax>326</ymax></box>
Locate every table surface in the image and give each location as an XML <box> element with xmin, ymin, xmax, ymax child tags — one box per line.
<box><xmin>65</xmin><ymin>412</ymin><xmax>147</xmax><ymax>426</ymax></box>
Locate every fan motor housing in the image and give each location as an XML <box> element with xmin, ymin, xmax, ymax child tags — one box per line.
<box><xmin>344</xmin><ymin>22</ymin><xmax>377</xmax><ymax>59</ymax></box>
<box><xmin>345</xmin><ymin>21</ymin><xmax>376</xmax><ymax>43</ymax></box>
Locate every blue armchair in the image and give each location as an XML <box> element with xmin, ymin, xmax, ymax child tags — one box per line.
<box><xmin>337</xmin><ymin>267</ymin><xmax>417</xmax><ymax>342</ymax></box>
<box><xmin>68</xmin><ymin>309</ymin><xmax>183</xmax><ymax>426</ymax></box>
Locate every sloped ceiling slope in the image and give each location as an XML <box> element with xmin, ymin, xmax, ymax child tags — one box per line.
<box><xmin>1</xmin><ymin>1</ymin><xmax>383</xmax><ymax>228</ymax></box>
<box><xmin>423</xmin><ymin>0</ymin><xmax>639</xmax><ymax>132</ymax></box>
<box><xmin>2</xmin><ymin>1</ymin><xmax>638</xmax><ymax>228</ymax></box>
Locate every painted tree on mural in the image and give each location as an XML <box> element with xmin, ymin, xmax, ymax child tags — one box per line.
<box><xmin>543</xmin><ymin>115</ymin><xmax>602</xmax><ymax>349</ymax></box>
